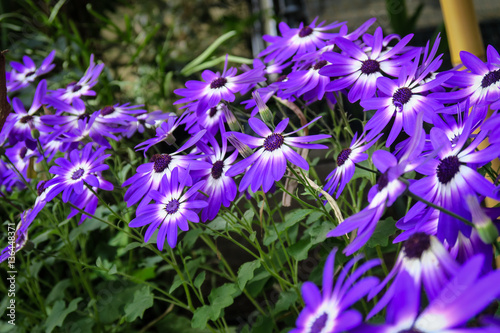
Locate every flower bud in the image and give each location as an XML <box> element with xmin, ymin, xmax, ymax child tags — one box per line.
<box><xmin>253</xmin><ymin>91</ymin><xmax>273</xmax><ymax>125</ymax></box>
<box><xmin>466</xmin><ymin>195</ymin><xmax>499</xmax><ymax>244</ymax></box>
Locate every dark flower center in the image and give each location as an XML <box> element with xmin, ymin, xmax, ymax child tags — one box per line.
<box><xmin>20</xmin><ymin>115</ymin><xmax>33</xmax><ymax>124</ymax></box>
<box><xmin>211</xmin><ymin>160</ymin><xmax>224</xmax><ymax>179</ymax></box>
<box><xmin>403</xmin><ymin>232</ymin><xmax>431</xmax><ymax>259</ymax></box>
<box><xmin>165</xmin><ymin>199</ymin><xmax>180</xmax><ymax>214</ymax></box>
<box><xmin>436</xmin><ymin>155</ymin><xmax>460</xmax><ymax>184</ymax></box>
<box><xmin>336</xmin><ymin>148</ymin><xmax>352</xmax><ymax>166</ymax></box>
<box><xmin>101</xmin><ymin>106</ymin><xmax>115</xmax><ymax>116</ymax></box>
<box><xmin>71</xmin><ymin>83</ymin><xmax>82</xmax><ymax>92</ymax></box>
<box><xmin>25</xmin><ymin>71</ymin><xmax>36</xmax><ymax>78</ymax></box>
<box><xmin>392</xmin><ymin>87</ymin><xmax>412</xmax><ymax>111</ymax></box>
<box><xmin>78</xmin><ymin>113</ymin><xmax>90</xmax><ymax>120</ymax></box>
<box><xmin>37</xmin><ymin>181</ymin><xmax>47</xmax><ymax>196</ymax></box>
<box><xmin>210</xmin><ymin>77</ymin><xmax>227</xmax><ymax>89</ymax></box>
<box><xmin>19</xmin><ymin>147</ymin><xmax>27</xmax><ymax>159</ymax></box>
<box><xmin>313</xmin><ymin>60</ymin><xmax>327</xmax><ymax>70</ymax></box>
<box><xmin>377</xmin><ymin>172</ymin><xmax>389</xmax><ymax>189</ymax></box>
<box><xmin>151</xmin><ymin>154</ymin><xmax>172</xmax><ymax>173</ymax></box>
<box><xmin>481</xmin><ymin>70</ymin><xmax>500</xmax><ymax>88</ymax></box>
<box><xmin>309</xmin><ymin>312</ymin><xmax>328</xmax><ymax>333</ymax></box>
<box><xmin>71</xmin><ymin>168</ymin><xmax>85</xmax><ymax>180</ymax></box>
<box><xmin>398</xmin><ymin>329</ymin><xmax>423</xmax><ymax>333</ymax></box>
<box><xmin>209</xmin><ymin>107</ymin><xmax>218</xmax><ymax>118</ymax></box>
<box><xmin>360</xmin><ymin>59</ymin><xmax>380</xmax><ymax>75</ymax></box>
<box><xmin>263</xmin><ymin>133</ymin><xmax>285</xmax><ymax>152</ymax></box>
<box><xmin>299</xmin><ymin>26</ymin><xmax>313</xmax><ymax>38</ymax></box>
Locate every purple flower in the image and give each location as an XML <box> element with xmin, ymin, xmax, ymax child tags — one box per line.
<box><xmin>123</xmin><ymin>110</ymin><xmax>172</xmax><ymax>138</ymax></box>
<box><xmin>5</xmin><ymin>79</ymin><xmax>46</xmax><ymax>149</ymax></box>
<box><xmin>259</xmin><ymin>17</ymin><xmax>344</xmax><ymax>63</ymax></box>
<box><xmin>291</xmin><ymin>249</ymin><xmax>379</xmax><ymax>333</ymax></box>
<box><xmin>7</xmin><ymin>50</ymin><xmax>55</xmax><ymax>92</ymax></box>
<box><xmin>327</xmin><ymin>150</ymin><xmax>408</xmax><ymax>255</ymax></box>
<box><xmin>367</xmin><ymin>233</ymin><xmax>460</xmax><ymax>318</ymax></box>
<box><xmin>324</xmin><ymin>132</ymin><xmax>379</xmax><ymax>199</ymax></box>
<box><xmin>191</xmin><ymin>130</ymin><xmax>238</xmax><ymax>221</ymax></box>
<box><xmin>431</xmin><ymin>45</ymin><xmax>500</xmax><ymax>106</ymax></box>
<box><xmin>279</xmin><ymin>58</ymin><xmax>332</xmax><ymax>102</ymax></box>
<box><xmin>360</xmin><ymin>56</ymin><xmax>451</xmax><ymax>146</ymax></box>
<box><xmin>174</xmin><ymin>57</ymin><xmax>265</xmax><ymax>114</ymax></box>
<box><xmin>407</xmin><ymin>117</ymin><xmax>500</xmax><ymax>244</ymax></box>
<box><xmin>123</xmin><ymin>136</ymin><xmax>211</xmax><ymax>208</ymax></box>
<box><xmin>95</xmin><ymin>103</ymin><xmax>147</xmax><ymax>132</ymax></box>
<box><xmin>129</xmin><ymin>168</ymin><xmax>208</xmax><ymax>250</ymax></box>
<box><xmin>45</xmin><ymin>143</ymin><xmax>112</xmax><ymax>202</ymax></box>
<box><xmin>226</xmin><ymin>117</ymin><xmax>330</xmax><ymax>193</ymax></box>
<box><xmin>320</xmin><ymin>27</ymin><xmax>416</xmax><ymax>103</ymax></box>
<box><xmin>48</xmin><ymin>54</ymin><xmax>104</xmax><ymax>104</ymax></box>
<box><xmin>356</xmin><ymin>255</ymin><xmax>500</xmax><ymax>333</ymax></box>
<box><xmin>184</xmin><ymin>103</ymin><xmax>227</xmax><ymax>136</ymax></box>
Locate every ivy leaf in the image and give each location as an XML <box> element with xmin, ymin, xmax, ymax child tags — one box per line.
<box><xmin>237</xmin><ymin>260</ymin><xmax>261</xmax><ymax>290</ymax></box>
<box><xmin>45</xmin><ymin>298</ymin><xmax>82</xmax><ymax>333</ymax></box>
<box><xmin>124</xmin><ymin>286</ymin><xmax>154</xmax><ymax>322</ymax></box>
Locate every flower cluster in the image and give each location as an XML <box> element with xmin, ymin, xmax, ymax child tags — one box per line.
<box><xmin>2</xmin><ymin>15</ymin><xmax>500</xmax><ymax>332</ymax></box>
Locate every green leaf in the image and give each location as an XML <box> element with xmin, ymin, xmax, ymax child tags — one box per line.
<box><xmin>46</xmin><ymin>279</ymin><xmax>71</xmax><ymax>304</ymax></box>
<box><xmin>194</xmin><ymin>271</ymin><xmax>206</xmax><ymax>289</ymax></box>
<box><xmin>273</xmin><ymin>290</ymin><xmax>298</xmax><ymax>315</ymax></box>
<box><xmin>192</xmin><ymin>305</ymin><xmax>215</xmax><ymax>329</ymax></box>
<box><xmin>237</xmin><ymin>260</ymin><xmax>261</xmax><ymax>290</ymax></box>
<box><xmin>169</xmin><ymin>274</ymin><xmax>184</xmax><ymax>293</ymax></box>
<box><xmin>192</xmin><ymin>283</ymin><xmax>241</xmax><ymax>329</ymax></box>
<box><xmin>366</xmin><ymin>217</ymin><xmax>397</xmax><ymax>248</ymax></box>
<box><xmin>287</xmin><ymin>237</ymin><xmax>312</xmax><ymax>261</ymax></box>
<box><xmin>124</xmin><ymin>286</ymin><xmax>154</xmax><ymax>322</ymax></box>
<box><xmin>45</xmin><ymin>298</ymin><xmax>82</xmax><ymax>333</ymax></box>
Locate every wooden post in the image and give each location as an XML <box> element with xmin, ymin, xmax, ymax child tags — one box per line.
<box><xmin>439</xmin><ymin>0</ymin><xmax>485</xmax><ymax>65</ymax></box>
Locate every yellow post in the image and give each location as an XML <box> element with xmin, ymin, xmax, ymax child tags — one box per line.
<box><xmin>439</xmin><ymin>0</ymin><xmax>485</xmax><ymax>65</ymax></box>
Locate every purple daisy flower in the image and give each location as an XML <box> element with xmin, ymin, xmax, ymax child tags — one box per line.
<box><xmin>279</xmin><ymin>57</ymin><xmax>331</xmax><ymax>102</ymax></box>
<box><xmin>184</xmin><ymin>103</ymin><xmax>227</xmax><ymax>136</ymax></box>
<box><xmin>407</xmin><ymin>118</ymin><xmax>500</xmax><ymax>244</ymax></box>
<box><xmin>367</xmin><ymin>233</ymin><xmax>460</xmax><ymax>318</ymax></box>
<box><xmin>7</xmin><ymin>50</ymin><xmax>55</xmax><ymax>92</ymax></box>
<box><xmin>123</xmin><ymin>110</ymin><xmax>172</xmax><ymax>138</ymax></box>
<box><xmin>95</xmin><ymin>103</ymin><xmax>147</xmax><ymax>132</ymax></box>
<box><xmin>360</xmin><ymin>56</ymin><xmax>451</xmax><ymax>146</ymax></box>
<box><xmin>431</xmin><ymin>45</ymin><xmax>500</xmax><ymax>106</ymax></box>
<box><xmin>327</xmin><ymin>150</ymin><xmax>408</xmax><ymax>255</ymax></box>
<box><xmin>48</xmin><ymin>54</ymin><xmax>104</xmax><ymax>104</ymax></box>
<box><xmin>5</xmin><ymin>79</ymin><xmax>46</xmax><ymax>149</ymax></box>
<box><xmin>44</xmin><ymin>143</ymin><xmax>112</xmax><ymax>202</ymax></box>
<box><xmin>324</xmin><ymin>132</ymin><xmax>380</xmax><ymax>199</ymax></box>
<box><xmin>320</xmin><ymin>27</ymin><xmax>416</xmax><ymax>103</ymax></box>
<box><xmin>191</xmin><ymin>130</ymin><xmax>238</xmax><ymax>221</ymax></box>
<box><xmin>225</xmin><ymin>117</ymin><xmax>330</xmax><ymax>193</ymax></box>
<box><xmin>123</xmin><ymin>135</ymin><xmax>211</xmax><ymax>208</ymax></box>
<box><xmin>66</xmin><ymin>177</ymin><xmax>112</xmax><ymax>224</ymax></box>
<box><xmin>129</xmin><ymin>168</ymin><xmax>208</xmax><ymax>250</ymax></box>
<box><xmin>174</xmin><ymin>57</ymin><xmax>265</xmax><ymax>114</ymax></box>
<box><xmin>259</xmin><ymin>17</ymin><xmax>345</xmax><ymax>63</ymax></box>
<box><xmin>356</xmin><ymin>255</ymin><xmax>500</xmax><ymax>333</ymax></box>
<box><xmin>291</xmin><ymin>248</ymin><xmax>380</xmax><ymax>333</ymax></box>
<box><xmin>135</xmin><ymin>113</ymin><xmax>197</xmax><ymax>154</ymax></box>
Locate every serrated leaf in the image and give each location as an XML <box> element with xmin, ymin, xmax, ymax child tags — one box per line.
<box><xmin>237</xmin><ymin>260</ymin><xmax>261</xmax><ymax>290</ymax></box>
<box><xmin>366</xmin><ymin>217</ymin><xmax>397</xmax><ymax>248</ymax></box>
<box><xmin>45</xmin><ymin>298</ymin><xmax>81</xmax><ymax>333</ymax></box>
<box><xmin>124</xmin><ymin>286</ymin><xmax>154</xmax><ymax>322</ymax></box>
